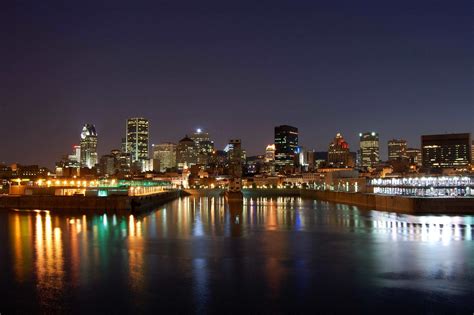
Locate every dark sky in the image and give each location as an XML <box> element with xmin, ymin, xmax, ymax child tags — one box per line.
<box><xmin>1</xmin><ymin>0</ymin><xmax>473</xmax><ymax>168</ymax></box>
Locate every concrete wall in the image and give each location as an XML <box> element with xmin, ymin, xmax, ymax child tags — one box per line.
<box><xmin>300</xmin><ymin>190</ymin><xmax>474</xmax><ymax>214</ymax></box>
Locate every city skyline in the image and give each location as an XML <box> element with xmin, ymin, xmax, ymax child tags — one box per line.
<box><xmin>1</xmin><ymin>3</ymin><xmax>473</xmax><ymax>313</ymax></box>
<box><xmin>1</xmin><ymin>118</ymin><xmax>473</xmax><ymax>168</ymax></box>
<box><xmin>1</xmin><ymin>1</ymin><xmax>473</xmax><ymax>167</ymax></box>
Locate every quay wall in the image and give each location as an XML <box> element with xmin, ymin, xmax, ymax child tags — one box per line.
<box><xmin>300</xmin><ymin>190</ymin><xmax>474</xmax><ymax>214</ymax></box>
<box><xmin>184</xmin><ymin>188</ymin><xmax>300</xmax><ymax>197</ymax></box>
<box><xmin>183</xmin><ymin>189</ymin><xmax>474</xmax><ymax>214</ymax></box>
<box><xmin>0</xmin><ymin>190</ymin><xmax>181</xmax><ymax>213</ymax></box>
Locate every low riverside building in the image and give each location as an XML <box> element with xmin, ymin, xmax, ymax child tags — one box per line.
<box><xmin>369</xmin><ymin>176</ymin><xmax>474</xmax><ymax>197</ymax></box>
<box><xmin>8</xmin><ymin>178</ymin><xmax>172</xmax><ymax>197</ymax></box>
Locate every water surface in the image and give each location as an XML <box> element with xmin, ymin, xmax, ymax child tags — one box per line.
<box><xmin>1</xmin><ymin>196</ymin><xmax>473</xmax><ymax>314</ymax></box>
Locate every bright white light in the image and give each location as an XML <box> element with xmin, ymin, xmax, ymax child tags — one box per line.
<box><xmin>196</xmin><ymin>128</ymin><xmax>202</xmax><ymax>133</ymax></box>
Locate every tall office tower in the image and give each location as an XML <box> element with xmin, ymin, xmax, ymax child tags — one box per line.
<box><xmin>388</xmin><ymin>139</ymin><xmax>408</xmax><ymax>161</ymax></box>
<box><xmin>126</xmin><ymin>118</ymin><xmax>149</xmax><ymax>163</ymax></box>
<box><xmin>265</xmin><ymin>144</ymin><xmax>276</xmax><ymax>162</ymax></box>
<box><xmin>328</xmin><ymin>133</ymin><xmax>351</xmax><ymax>167</ymax></box>
<box><xmin>189</xmin><ymin>128</ymin><xmax>214</xmax><ymax>165</ymax></box>
<box><xmin>176</xmin><ymin>136</ymin><xmax>198</xmax><ymax>170</ymax></box>
<box><xmin>227</xmin><ymin>139</ymin><xmax>243</xmax><ymax>178</ymax></box>
<box><xmin>421</xmin><ymin>133</ymin><xmax>471</xmax><ymax>170</ymax></box>
<box><xmin>359</xmin><ymin>132</ymin><xmax>380</xmax><ymax>168</ymax></box>
<box><xmin>80</xmin><ymin>124</ymin><xmax>98</xmax><ymax>168</ymax></box>
<box><xmin>153</xmin><ymin>142</ymin><xmax>177</xmax><ymax>172</ymax></box>
<box><xmin>274</xmin><ymin>125</ymin><xmax>298</xmax><ymax>171</ymax></box>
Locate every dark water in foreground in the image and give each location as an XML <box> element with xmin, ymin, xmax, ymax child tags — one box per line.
<box><xmin>0</xmin><ymin>196</ymin><xmax>473</xmax><ymax>314</ymax></box>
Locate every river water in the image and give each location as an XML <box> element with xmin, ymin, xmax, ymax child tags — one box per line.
<box><xmin>0</xmin><ymin>196</ymin><xmax>473</xmax><ymax>314</ymax></box>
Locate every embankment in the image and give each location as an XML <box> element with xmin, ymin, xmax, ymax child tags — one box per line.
<box><xmin>0</xmin><ymin>190</ymin><xmax>181</xmax><ymax>213</ymax></box>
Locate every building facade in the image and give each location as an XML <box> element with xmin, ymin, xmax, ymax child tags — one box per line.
<box><xmin>328</xmin><ymin>133</ymin><xmax>351</xmax><ymax>167</ymax></box>
<box><xmin>189</xmin><ymin>129</ymin><xmax>214</xmax><ymax>165</ymax></box>
<box><xmin>265</xmin><ymin>144</ymin><xmax>276</xmax><ymax>163</ymax></box>
<box><xmin>80</xmin><ymin>124</ymin><xmax>98</xmax><ymax>168</ymax></box>
<box><xmin>421</xmin><ymin>133</ymin><xmax>471</xmax><ymax>170</ymax></box>
<box><xmin>406</xmin><ymin>148</ymin><xmax>422</xmax><ymax>167</ymax></box>
<box><xmin>388</xmin><ymin>139</ymin><xmax>408</xmax><ymax>161</ymax></box>
<box><xmin>228</xmin><ymin>139</ymin><xmax>243</xmax><ymax>178</ymax></box>
<box><xmin>359</xmin><ymin>132</ymin><xmax>380</xmax><ymax>168</ymax></box>
<box><xmin>274</xmin><ymin>125</ymin><xmax>298</xmax><ymax>171</ymax></box>
<box><xmin>153</xmin><ymin>142</ymin><xmax>177</xmax><ymax>172</ymax></box>
<box><xmin>126</xmin><ymin>118</ymin><xmax>149</xmax><ymax>163</ymax></box>
<box><xmin>176</xmin><ymin>136</ymin><xmax>198</xmax><ymax>170</ymax></box>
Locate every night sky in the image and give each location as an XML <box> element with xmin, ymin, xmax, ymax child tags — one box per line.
<box><xmin>1</xmin><ymin>1</ymin><xmax>473</xmax><ymax>168</ymax></box>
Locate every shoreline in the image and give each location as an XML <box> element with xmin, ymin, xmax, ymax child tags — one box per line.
<box><xmin>1</xmin><ymin>188</ymin><xmax>473</xmax><ymax>215</ymax></box>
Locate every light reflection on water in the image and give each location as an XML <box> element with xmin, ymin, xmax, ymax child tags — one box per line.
<box><xmin>3</xmin><ymin>196</ymin><xmax>474</xmax><ymax>313</ymax></box>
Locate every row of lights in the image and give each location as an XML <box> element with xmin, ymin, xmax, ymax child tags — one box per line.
<box><xmin>36</xmin><ymin>179</ymin><xmax>117</xmax><ymax>187</ymax></box>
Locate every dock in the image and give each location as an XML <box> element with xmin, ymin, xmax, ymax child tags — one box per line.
<box><xmin>0</xmin><ymin>190</ymin><xmax>181</xmax><ymax>213</ymax></box>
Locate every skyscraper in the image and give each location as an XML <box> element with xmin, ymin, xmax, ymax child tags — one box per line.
<box><xmin>328</xmin><ymin>133</ymin><xmax>351</xmax><ymax>167</ymax></box>
<box><xmin>359</xmin><ymin>132</ymin><xmax>380</xmax><ymax>168</ymax></box>
<box><xmin>388</xmin><ymin>139</ymin><xmax>408</xmax><ymax>161</ymax></box>
<box><xmin>421</xmin><ymin>133</ymin><xmax>471</xmax><ymax>170</ymax></box>
<box><xmin>80</xmin><ymin>124</ymin><xmax>98</xmax><ymax>168</ymax></box>
<box><xmin>189</xmin><ymin>128</ymin><xmax>214</xmax><ymax>165</ymax></box>
<box><xmin>126</xmin><ymin>118</ymin><xmax>149</xmax><ymax>163</ymax></box>
<box><xmin>274</xmin><ymin>125</ymin><xmax>298</xmax><ymax>171</ymax></box>
<box><xmin>176</xmin><ymin>136</ymin><xmax>198</xmax><ymax>170</ymax></box>
<box><xmin>153</xmin><ymin>142</ymin><xmax>177</xmax><ymax>172</ymax></box>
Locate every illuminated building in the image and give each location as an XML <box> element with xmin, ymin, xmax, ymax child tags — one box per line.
<box><xmin>359</xmin><ymin>132</ymin><xmax>380</xmax><ymax>168</ymax></box>
<box><xmin>116</xmin><ymin>151</ymin><xmax>132</xmax><ymax>175</ymax></box>
<box><xmin>370</xmin><ymin>176</ymin><xmax>473</xmax><ymax>197</ymax></box>
<box><xmin>328</xmin><ymin>133</ymin><xmax>351</xmax><ymax>167</ymax></box>
<box><xmin>152</xmin><ymin>142</ymin><xmax>177</xmax><ymax>172</ymax></box>
<box><xmin>406</xmin><ymin>148</ymin><xmax>422</xmax><ymax>167</ymax></box>
<box><xmin>68</xmin><ymin>145</ymin><xmax>81</xmax><ymax>163</ymax></box>
<box><xmin>388</xmin><ymin>139</ymin><xmax>407</xmax><ymax>161</ymax></box>
<box><xmin>189</xmin><ymin>129</ymin><xmax>214</xmax><ymax>165</ymax></box>
<box><xmin>274</xmin><ymin>125</ymin><xmax>298</xmax><ymax>171</ymax></box>
<box><xmin>246</xmin><ymin>155</ymin><xmax>265</xmax><ymax>174</ymax></box>
<box><xmin>421</xmin><ymin>133</ymin><xmax>471</xmax><ymax>170</ymax></box>
<box><xmin>55</xmin><ymin>145</ymin><xmax>81</xmax><ymax>176</ymax></box>
<box><xmin>176</xmin><ymin>136</ymin><xmax>197</xmax><ymax>170</ymax></box>
<box><xmin>10</xmin><ymin>164</ymin><xmax>47</xmax><ymax>179</ymax></box>
<box><xmin>296</xmin><ymin>146</ymin><xmax>315</xmax><ymax>171</ymax></box>
<box><xmin>265</xmin><ymin>144</ymin><xmax>276</xmax><ymax>162</ymax></box>
<box><xmin>80</xmin><ymin>124</ymin><xmax>98</xmax><ymax>168</ymax></box>
<box><xmin>314</xmin><ymin>151</ymin><xmax>328</xmax><ymax>168</ymax></box>
<box><xmin>126</xmin><ymin>118</ymin><xmax>149</xmax><ymax>164</ymax></box>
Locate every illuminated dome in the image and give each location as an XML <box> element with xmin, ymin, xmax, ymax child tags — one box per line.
<box><xmin>81</xmin><ymin>124</ymin><xmax>97</xmax><ymax>139</ymax></box>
